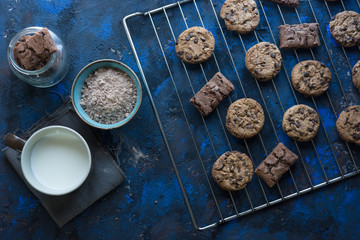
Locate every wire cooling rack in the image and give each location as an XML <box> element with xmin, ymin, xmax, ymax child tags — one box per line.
<box><xmin>123</xmin><ymin>0</ymin><xmax>360</xmax><ymax>230</ymax></box>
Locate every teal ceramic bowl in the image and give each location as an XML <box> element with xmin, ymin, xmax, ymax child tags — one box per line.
<box><xmin>71</xmin><ymin>59</ymin><xmax>142</xmax><ymax>129</ymax></box>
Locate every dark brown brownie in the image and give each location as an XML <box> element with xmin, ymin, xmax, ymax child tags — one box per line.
<box><xmin>14</xmin><ymin>28</ymin><xmax>57</xmax><ymax>70</ymax></box>
<box><xmin>266</xmin><ymin>0</ymin><xmax>299</xmax><ymax>8</ymax></box>
<box><xmin>190</xmin><ymin>72</ymin><xmax>234</xmax><ymax>117</ymax></box>
<box><xmin>255</xmin><ymin>142</ymin><xmax>298</xmax><ymax>188</ymax></box>
<box><xmin>279</xmin><ymin>23</ymin><xmax>320</xmax><ymax>49</ymax></box>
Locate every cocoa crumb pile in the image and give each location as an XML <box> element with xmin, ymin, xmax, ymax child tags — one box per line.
<box><xmin>80</xmin><ymin>67</ymin><xmax>137</xmax><ymax>124</ymax></box>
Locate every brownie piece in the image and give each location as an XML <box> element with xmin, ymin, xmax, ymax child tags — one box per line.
<box><xmin>279</xmin><ymin>23</ymin><xmax>320</xmax><ymax>49</ymax></box>
<box><xmin>190</xmin><ymin>72</ymin><xmax>234</xmax><ymax>117</ymax></box>
<box><xmin>14</xmin><ymin>28</ymin><xmax>57</xmax><ymax>70</ymax></box>
<box><xmin>255</xmin><ymin>143</ymin><xmax>298</xmax><ymax>188</ymax></box>
<box><xmin>266</xmin><ymin>0</ymin><xmax>299</xmax><ymax>8</ymax></box>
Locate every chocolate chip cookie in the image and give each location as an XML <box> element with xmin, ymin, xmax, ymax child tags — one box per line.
<box><xmin>291</xmin><ymin>60</ymin><xmax>332</xmax><ymax>97</ymax></box>
<box><xmin>336</xmin><ymin>105</ymin><xmax>360</xmax><ymax>146</ymax></box>
<box><xmin>212</xmin><ymin>151</ymin><xmax>254</xmax><ymax>191</ymax></box>
<box><xmin>175</xmin><ymin>26</ymin><xmax>215</xmax><ymax>64</ymax></box>
<box><xmin>329</xmin><ymin>11</ymin><xmax>360</xmax><ymax>47</ymax></box>
<box><xmin>226</xmin><ymin>98</ymin><xmax>265</xmax><ymax>139</ymax></box>
<box><xmin>245</xmin><ymin>42</ymin><xmax>282</xmax><ymax>81</ymax></box>
<box><xmin>220</xmin><ymin>0</ymin><xmax>260</xmax><ymax>34</ymax></box>
<box><xmin>352</xmin><ymin>60</ymin><xmax>360</xmax><ymax>91</ymax></box>
<box><xmin>282</xmin><ymin>104</ymin><xmax>320</xmax><ymax>142</ymax></box>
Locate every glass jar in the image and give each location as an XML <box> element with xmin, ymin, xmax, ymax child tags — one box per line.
<box><xmin>7</xmin><ymin>27</ymin><xmax>70</xmax><ymax>88</ymax></box>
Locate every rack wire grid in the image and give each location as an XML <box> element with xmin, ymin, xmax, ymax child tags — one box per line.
<box><xmin>123</xmin><ymin>0</ymin><xmax>360</xmax><ymax>231</ymax></box>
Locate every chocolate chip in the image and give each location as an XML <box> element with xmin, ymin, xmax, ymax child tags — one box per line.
<box><xmin>295</xmin><ymin>84</ymin><xmax>300</xmax><ymax>89</ymax></box>
<box><xmin>261</xmin><ymin>63</ymin><xmax>265</xmax><ymax>67</ymax></box>
<box><xmin>265</xmin><ymin>42</ymin><xmax>270</xmax><ymax>47</ymax></box>
<box><xmin>254</xmin><ymin>69</ymin><xmax>259</xmax><ymax>74</ymax></box>
<box><xmin>189</xmin><ymin>32</ymin><xmax>194</xmax><ymax>38</ymax></box>
<box><xmin>320</xmin><ymin>70</ymin><xmax>324</xmax><ymax>75</ymax></box>
<box><xmin>194</xmin><ymin>38</ymin><xmax>198</xmax><ymax>44</ymax></box>
<box><xmin>352</xmin><ymin>133</ymin><xmax>360</xmax><ymax>140</ymax></box>
<box><xmin>299</xmin><ymin>108</ymin><xmax>305</xmax><ymax>114</ymax></box>
<box><xmin>312</xmin><ymin>118</ymin><xmax>318</xmax><ymax>123</ymax></box>
<box><xmin>305</xmin><ymin>63</ymin><xmax>309</xmax><ymax>69</ymax></box>
<box><xmin>200</xmin><ymin>37</ymin><xmax>206</xmax><ymax>42</ymax></box>
<box><xmin>295</xmin><ymin>121</ymin><xmax>301</xmax><ymax>128</ymax></box>
<box><xmin>186</xmin><ymin>54</ymin><xmax>192</xmax><ymax>60</ymax></box>
<box><xmin>308</xmin><ymin>110</ymin><xmax>315</xmax><ymax>114</ymax></box>
<box><xmin>272</xmin><ymin>45</ymin><xmax>277</xmax><ymax>49</ymax></box>
<box><xmin>357</xmin><ymin>26</ymin><xmax>360</xmax><ymax>31</ymax></box>
<box><xmin>308</xmin><ymin>127</ymin><xmax>314</xmax><ymax>132</ymax></box>
<box><xmin>341</xmin><ymin>26</ymin><xmax>347</xmax><ymax>31</ymax></box>
<box><xmin>275</xmin><ymin>62</ymin><xmax>281</xmax><ymax>68</ymax></box>
<box><xmin>218</xmin><ymin>163</ymin><xmax>224</xmax><ymax>170</ymax></box>
<box><xmin>354</xmin><ymin>20</ymin><xmax>358</xmax><ymax>25</ymax></box>
<box><xmin>185</xmin><ymin>36</ymin><xmax>190</xmax><ymax>41</ymax></box>
<box><xmin>243</xmin><ymin>7</ymin><xmax>248</xmax><ymax>13</ymax></box>
<box><xmin>270</xmin><ymin>53</ymin><xmax>276</xmax><ymax>58</ymax></box>
<box><xmin>204</xmin><ymin>43</ymin><xmax>209</xmax><ymax>48</ymax></box>
<box><xmin>252</xmin><ymin>6</ymin><xmax>256</xmax><ymax>10</ymax></box>
<box><xmin>230</xmin><ymin>166</ymin><xmax>235</xmax><ymax>172</ymax></box>
<box><xmin>310</xmin><ymin>25</ymin><xmax>315</xmax><ymax>31</ymax></box>
<box><xmin>194</xmin><ymin>54</ymin><xmax>199</xmax><ymax>60</ymax></box>
<box><xmin>225</xmin><ymin>152</ymin><xmax>230</xmax><ymax>156</ymax></box>
<box><xmin>344</xmin><ymin>108</ymin><xmax>350</xmax><ymax>112</ymax></box>
<box><xmin>177</xmin><ymin>51</ymin><xmax>184</xmax><ymax>55</ymax></box>
<box><xmin>246</xmin><ymin>124</ymin><xmax>254</xmax><ymax>129</ymax></box>
<box><xmin>304</xmin><ymin>72</ymin><xmax>309</xmax><ymax>77</ymax></box>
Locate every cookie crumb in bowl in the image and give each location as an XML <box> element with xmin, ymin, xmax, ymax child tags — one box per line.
<box><xmin>80</xmin><ymin>67</ymin><xmax>137</xmax><ymax>124</ymax></box>
<box><xmin>71</xmin><ymin>59</ymin><xmax>142</xmax><ymax>130</ymax></box>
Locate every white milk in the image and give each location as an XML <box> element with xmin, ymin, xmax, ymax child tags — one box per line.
<box><xmin>30</xmin><ymin>131</ymin><xmax>89</xmax><ymax>190</ymax></box>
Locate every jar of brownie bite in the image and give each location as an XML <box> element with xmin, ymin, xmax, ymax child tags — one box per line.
<box><xmin>7</xmin><ymin>26</ymin><xmax>69</xmax><ymax>88</ymax></box>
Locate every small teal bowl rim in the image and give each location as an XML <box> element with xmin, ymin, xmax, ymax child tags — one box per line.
<box><xmin>71</xmin><ymin>59</ymin><xmax>142</xmax><ymax>130</ymax></box>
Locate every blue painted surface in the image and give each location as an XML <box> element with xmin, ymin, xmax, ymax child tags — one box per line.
<box><xmin>1</xmin><ymin>0</ymin><xmax>360</xmax><ymax>239</ymax></box>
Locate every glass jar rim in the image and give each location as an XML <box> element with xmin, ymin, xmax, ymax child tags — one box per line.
<box><xmin>7</xmin><ymin>26</ymin><xmax>56</xmax><ymax>75</ymax></box>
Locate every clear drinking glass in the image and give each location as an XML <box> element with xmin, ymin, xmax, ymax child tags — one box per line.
<box><xmin>7</xmin><ymin>27</ymin><xmax>69</xmax><ymax>88</ymax></box>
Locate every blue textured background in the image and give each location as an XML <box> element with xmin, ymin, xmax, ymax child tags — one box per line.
<box><xmin>1</xmin><ymin>0</ymin><xmax>360</xmax><ymax>239</ymax></box>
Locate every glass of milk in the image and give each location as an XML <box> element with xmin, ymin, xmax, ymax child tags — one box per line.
<box><xmin>8</xmin><ymin>126</ymin><xmax>91</xmax><ymax>196</ymax></box>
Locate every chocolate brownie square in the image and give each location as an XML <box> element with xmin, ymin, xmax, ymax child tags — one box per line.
<box><xmin>255</xmin><ymin>142</ymin><xmax>298</xmax><ymax>188</ymax></box>
<box><xmin>190</xmin><ymin>72</ymin><xmax>235</xmax><ymax>117</ymax></box>
<box><xmin>266</xmin><ymin>0</ymin><xmax>299</xmax><ymax>8</ymax></box>
<box><xmin>279</xmin><ymin>23</ymin><xmax>321</xmax><ymax>49</ymax></box>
